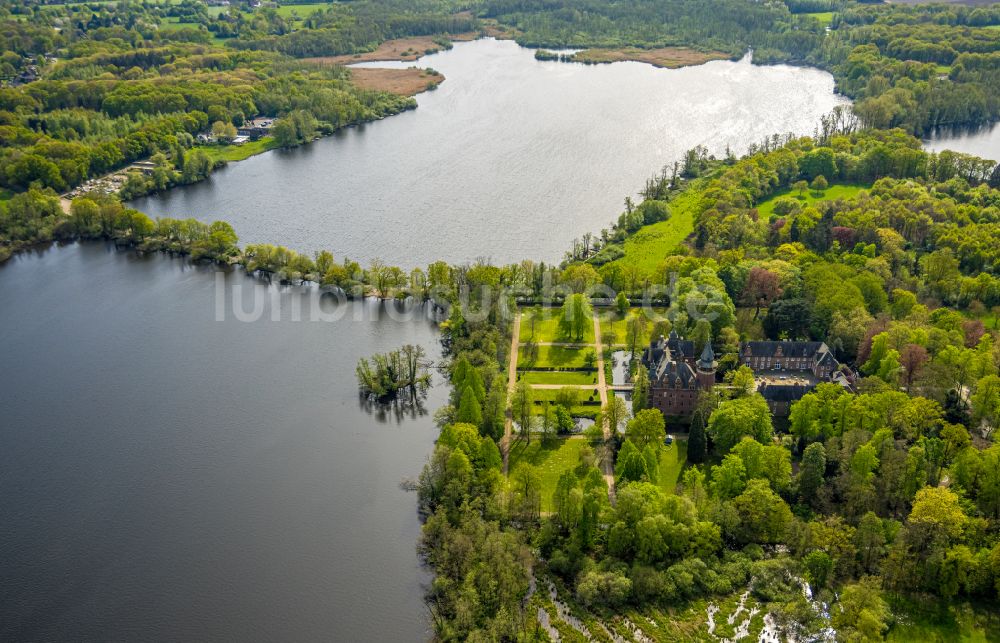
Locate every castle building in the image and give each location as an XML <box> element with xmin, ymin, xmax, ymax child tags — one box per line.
<box><xmin>641</xmin><ymin>331</ymin><xmax>716</xmax><ymax>418</ymax></box>
<box><xmin>640</xmin><ymin>334</ymin><xmax>848</xmax><ymax>418</ymax></box>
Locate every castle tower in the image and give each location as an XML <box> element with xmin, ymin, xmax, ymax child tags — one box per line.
<box><xmin>696</xmin><ymin>341</ymin><xmax>717</xmax><ymax>390</ymax></box>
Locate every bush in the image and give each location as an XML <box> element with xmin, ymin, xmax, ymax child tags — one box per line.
<box><xmin>576</xmin><ymin>570</ymin><xmax>632</xmax><ymax>607</ymax></box>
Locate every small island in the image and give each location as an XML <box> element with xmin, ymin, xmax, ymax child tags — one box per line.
<box><xmin>356</xmin><ymin>344</ymin><xmax>431</xmax><ymax>400</ymax></box>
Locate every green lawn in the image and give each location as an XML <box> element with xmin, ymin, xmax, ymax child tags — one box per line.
<box><xmin>599</xmin><ymin>308</ymin><xmax>667</xmax><ymax>346</ymax></box>
<box><xmin>802</xmin><ymin>11</ymin><xmax>834</xmax><ymax>26</ymax></box>
<box><xmin>158</xmin><ymin>17</ymin><xmax>189</xmax><ymax>30</ymax></box>
<box><xmin>530</xmin><ymin>387</ymin><xmax>601</xmax><ymax>405</ymax></box>
<box><xmin>519</xmin><ymin>370</ymin><xmax>597</xmax><ymax>386</ymax></box>
<box><xmin>887</xmin><ymin>596</ymin><xmax>1000</xmax><ymax>642</ymax></box>
<box><xmin>614</xmin><ymin>179</ymin><xmax>704</xmax><ymax>273</ymax></box>
<box><xmin>756</xmin><ymin>184</ymin><xmax>867</xmax><ymax>219</ymax></box>
<box><xmin>529</xmin><ymin>387</ymin><xmax>601</xmax><ymax>418</ymax></box>
<box><xmin>198</xmin><ymin>137</ymin><xmax>277</xmax><ymax>164</ymax></box>
<box><xmin>518</xmin><ymin>344</ymin><xmax>596</xmax><ymax>369</ymax></box>
<box><xmin>508</xmin><ymin>437</ymin><xmax>594</xmax><ymax>512</ymax></box>
<box><xmin>271</xmin><ymin>2</ymin><xmax>333</xmax><ymax>20</ymax></box>
<box><xmin>520</xmin><ymin>308</ymin><xmax>595</xmax><ymax>344</ymax></box>
<box><xmin>657</xmin><ymin>439</ymin><xmax>687</xmax><ymax>495</ymax></box>
<box><xmin>935</xmin><ymin>65</ymin><xmax>952</xmax><ymax>75</ymax></box>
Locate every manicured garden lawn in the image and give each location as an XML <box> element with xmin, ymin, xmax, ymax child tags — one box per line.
<box><xmin>527</xmin><ymin>386</ymin><xmax>601</xmax><ymax>418</ymax></box>
<box><xmin>531</xmin><ymin>403</ymin><xmax>600</xmax><ymax>419</ymax></box>
<box><xmin>601</xmin><ymin>309</ymin><xmax>643</xmax><ymax>346</ymax></box>
<box><xmin>657</xmin><ymin>439</ymin><xmax>687</xmax><ymax>495</ymax></box>
<box><xmin>508</xmin><ymin>437</ymin><xmax>593</xmax><ymax>512</ymax></box>
<box><xmin>518</xmin><ymin>344</ymin><xmax>596</xmax><ymax>369</ymax></box>
<box><xmin>613</xmin><ymin>179</ymin><xmax>705</xmax><ymax>273</ymax></box>
<box><xmin>520</xmin><ymin>308</ymin><xmax>595</xmax><ymax>344</ymax></box>
<box><xmin>519</xmin><ymin>370</ymin><xmax>597</xmax><ymax>386</ymax></box>
<box><xmin>756</xmin><ymin>184</ymin><xmax>868</xmax><ymax>219</ymax></box>
<box><xmin>530</xmin><ymin>386</ymin><xmax>601</xmax><ymax>405</ymax></box>
<box><xmin>198</xmin><ymin>137</ymin><xmax>277</xmax><ymax>164</ymax></box>
<box><xmin>599</xmin><ymin>308</ymin><xmax>667</xmax><ymax>346</ymax></box>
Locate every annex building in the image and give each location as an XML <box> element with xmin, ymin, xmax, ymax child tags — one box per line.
<box><xmin>640</xmin><ymin>332</ymin><xmax>851</xmax><ymax>418</ymax></box>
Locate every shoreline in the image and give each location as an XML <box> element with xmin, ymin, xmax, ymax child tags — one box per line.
<box><xmin>301</xmin><ymin>32</ymin><xmax>479</xmax><ymax>66</ymax></box>
<box><xmin>97</xmin><ymin>39</ymin><xmax>809</xmax><ymax>214</ymax></box>
<box><xmin>346</xmin><ymin>67</ymin><xmax>445</xmax><ymax>96</ymax></box>
<box><xmin>540</xmin><ymin>46</ymin><xmax>732</xmax><ymax>69</ymax></box>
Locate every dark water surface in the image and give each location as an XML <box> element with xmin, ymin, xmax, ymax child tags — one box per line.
<box><xmin>924</xmin><ymin>122</ymin><xmax>1000</xmax><ymax>161</ymax></box>
<box><xmin>130</xmin><ymin>38</ymin><xmax>847</xmax><ymax>267</ymax></box>
<box><xmin>0</xmin><ymin>243</ymin><xmax>443</xmax><ymax>641</ymax></box>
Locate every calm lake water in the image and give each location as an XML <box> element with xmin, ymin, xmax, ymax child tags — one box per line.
<box><xmin>131</xmin><ymin>38</ymin><xmax>848</xmax><ymax>267</ymax></box>
<box><xmin>0</xmin><ymin>243</ymin><xmax>443</xmax><ymax>641</ymax></box>
<box><xmin>924</xmin><ymin>122</ymin><xmax>1000</xmax><ymax>162</ymax></box>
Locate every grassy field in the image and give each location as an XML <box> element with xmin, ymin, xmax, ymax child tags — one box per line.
<box><xmin>271</xmin><ymin>3</ymin><xmax>333</xmax><ymax>20</ymax></box>
<box><xmin>887</xmin><ymin>596</ymin><xmax>1000</xmax><ymax>641</ymax></box>
<box><xmin>802</xmin><ymin>11</ymin><xmax>834</xmax><ymax>26</ymax></box>
<box><xmin>519</xmin><ymin>370</ymin><xmax>597</xmax><ymax>386</ymax></box>
<box><xmin>518</xmin><ymin>344</ymin><xmax>596</xmax><ymax>369</ymax></box>
<box><xmin>530</xmin><ymin>387</ymin><xmax>601</xmax><ymax>404</ymax></box>
<box><xmin>529</xmin><ymin>387</ymin><xmax>601</xmax><ymax>418</ymax></box>
<box><xmin>614</xmin><ymin>180</ymin><xmax>704</xmax><ymax>273</ymax></box>
<box><xmin>599</xmin><ymin>308</ymin><xmax>668</xmax><ymax>345</ymax></box>
<box><xmin>756</xmin><ymin>184</ymin><xmax>867</xmax><ymax>219</ymax></box>
<box><xmin>198</xmin><ymin>138</ymin><xmax>277</xmax><ymax>164</ymax></box>
<box><xmin>508</xmin><ymin>437</ymin><xmax>593</xmax><ymax>512</ymax></box>
<box><xmin>657</xmin><ymin>439</ymin><xmax>688</xmax><ymax>495</ymax></box>
<box><xmin>520</xmin><ymin>308</ymin><xmax>595</xmax><ymax>344</ymax></box>
<box><xmin>158</xmin><ymin>17</ymin><xmax>191</xmax><ymax>30</ymax></box>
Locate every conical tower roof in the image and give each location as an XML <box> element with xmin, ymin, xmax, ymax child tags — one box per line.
<box><xmin>697</xmin><ymin>341</ymin><xmax>715</xmax><ymax>371</ymax></box>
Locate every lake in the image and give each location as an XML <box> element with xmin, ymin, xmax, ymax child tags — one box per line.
<box><xmin>130</xmin><ymin>38</ymin><xmax>848</xmax><ymax>268</ymax></box>
<box><xmin>0</xmin><ymin>243</ymin><xmax>443</xmax><ymax>641</ymax></box>
<box><xmin>924</xmin><ymin>122</ymin><xmax>1000</xmax><ymax>162</ymax></box>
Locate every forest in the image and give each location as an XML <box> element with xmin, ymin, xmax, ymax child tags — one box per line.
<box><xmin>0</xmin><ymin>2</ymin><xmax>418</xmax><ymax>200</ymax></box>
<box><xmin>414</xmin><ymin>130</ymin><xmax>1000</xmax><ymax>640</ymax></box>
<box><xmin>2</xmin><ymin>0</ymin><xmax>1000</xmax><ymax>640</ymax></box>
